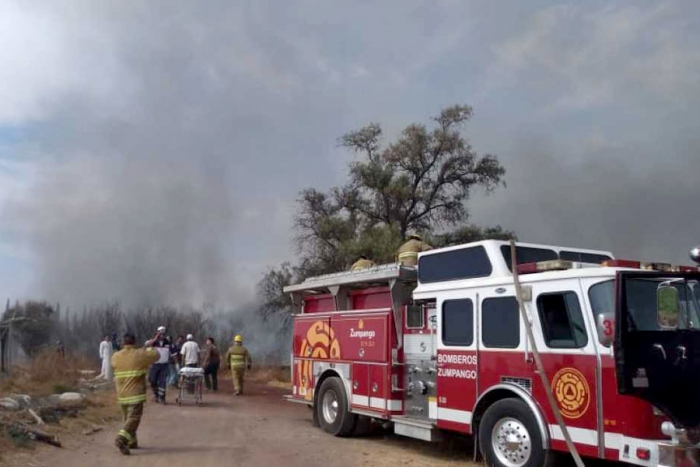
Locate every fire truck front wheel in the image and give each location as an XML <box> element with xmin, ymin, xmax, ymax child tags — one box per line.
<box><xmin>316</xmin><ymin>377</ymin><xmax>357</xmax><ymax>437</ymax></box>
<box><xmin>479</xmin><ymin>398</ymin><xmax>547</xmax><ymax>467</ymax></box>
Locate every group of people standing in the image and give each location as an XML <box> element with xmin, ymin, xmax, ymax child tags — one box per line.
<box><xmin>108</xmin><ymin>327</ymin><xmax>253</xmax><ymax>455</ymax></box>
<box><xmin>135</xmin><ymin>327</ymin><xmax>232</xmax><ymax>401</ymax></box>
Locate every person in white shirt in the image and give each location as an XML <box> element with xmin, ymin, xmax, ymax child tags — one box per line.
<box><xmin>180</xmin><ymin>334</ymin><xmax>201</xmax><ymax>368</ymax></box>
<box><xmin>99</xmin><ymin>335</ymin><xmax>113</xmax><ymax>381</ymax></box>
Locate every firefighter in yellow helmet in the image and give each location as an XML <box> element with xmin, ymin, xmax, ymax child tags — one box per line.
<box><xmin>350</xmin><ymin>255</ymin><xmax>376</xmax><ymax>271</ymax></box>
<box><xmin>111</xmin><ymin>332</ymin><xmax>160</xmax><ymax>455</ymax></box>
<box><xmin>397</xmin><ymin>234</ymin><xmax>432</xmax><ymax>267</ymax></box>
<box><xmin>225</xmin><ymin>335</ymin><xmax>252</xmax><ymax>395</ymax></box>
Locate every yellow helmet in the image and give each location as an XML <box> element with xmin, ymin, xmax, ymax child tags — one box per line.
<box><xmin>234</xmin><ymin>335</ymin><xmax>243</xmax><ymax>343</ymax></box>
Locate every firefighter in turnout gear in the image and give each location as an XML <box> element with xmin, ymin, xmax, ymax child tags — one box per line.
<box><xmin>225</xmin><ymin>335</ymin><xmax>252</xmax><ymax>395</ymax></box>
<box><xmin>396</xmin><ymin>234</ymin><xmax>432</xmax><ymax>267</ymax></box>
<box><xmin>350</xmin><ymin>255</ymin><xmax>375</xmax><ymax>271</ymax></box>
<box><xmin>111</xmin><ymin>332</ymin><xmax>160</xmax><ymax>455</ymax></box>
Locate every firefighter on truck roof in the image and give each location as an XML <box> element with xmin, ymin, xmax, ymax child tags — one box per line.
<box><xmin>111</xmin><ymin>332</ymin><xmax>161</xmax><ymax>456</ymax></box>
<box><xmin>225</xmin><ymin>335</ymin><xmax>252</xmax><ymax>395</ymax></box>
<box><xmin>397</xmin><ymin>234</ymin><xmax>432</xmax><ymax>267</ymax></box>
<box><xmin>350</xmin><ymin>255</ymin><xmax>375</xmax><ymax>271</ymax></box>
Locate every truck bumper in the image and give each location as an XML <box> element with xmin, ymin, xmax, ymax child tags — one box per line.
<box><xmin>659</xmin><ymin>442</ymin><xmax>700</xmax><ymax>467</ymax></box>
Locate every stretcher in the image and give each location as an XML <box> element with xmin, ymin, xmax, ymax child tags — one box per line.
<box><xmin>175</xmin><ymin>366</ymin><xmax>204</xmax><ymax>406</ymax></box>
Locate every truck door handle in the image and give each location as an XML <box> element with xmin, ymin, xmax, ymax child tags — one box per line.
<box><xmin>653</xmin><ymin>344</ymin><xmax>667</xmax><ymax>360</ymax></box>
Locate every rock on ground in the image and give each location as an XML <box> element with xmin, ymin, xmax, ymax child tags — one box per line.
<box><xmin>10</xmin><ymin>394</ymin><xmax>32</xmax><ymax>409</ymax></box>
<box><xmin>0</xmin><ymin>397</ymin><xmax>20</xmax><ymax>411</ymax></box>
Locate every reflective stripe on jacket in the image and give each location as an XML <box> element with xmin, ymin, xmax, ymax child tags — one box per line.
<box><xmin>224</xmin><ymin>344</ymin><xmax>251</xmax><ymax>369</ymax></box>
<box><xmin>111</xmin><ymin>346</ymin><xmax>159</xmax><ymax>405</ymax></box>
<box><xmin>396</xmin><ymin>239</ymin><xmax>433</xmax><ymax>266</ymax></box>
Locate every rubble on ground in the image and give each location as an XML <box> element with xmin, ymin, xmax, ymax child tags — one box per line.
<box><xmin>0</xmin><ymin>370</ymin><xmax>111</xmax><ymax>449</ymax></box>
<box><xmin>0</xmin><ymin>397</ymin><xmax>20</xmax><ymax>411</ymax></box>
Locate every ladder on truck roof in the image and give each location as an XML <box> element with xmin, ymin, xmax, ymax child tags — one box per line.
<box><xmin>283</xmin><ymin>263</ymin><xmax>417</xmax><ymax>350</ymax></box>
<box><xmin>283</xmin><ymin>263</ymin><xmax>417</xmax><ymax>295</ymax></box>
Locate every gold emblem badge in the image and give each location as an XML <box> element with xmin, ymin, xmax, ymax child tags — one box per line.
<box><xmin>552</xmin><ymin>367</ymin><xmax>590</xmax><ymax>419</ymax></box>
<box><xmin>297</xmin><ymin>321</ymin><xmax>341</xmax><ymax>401</ymax></box>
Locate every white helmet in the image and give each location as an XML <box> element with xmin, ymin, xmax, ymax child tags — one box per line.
<box><xmin>186</xmin><ymin>334</ymin><xmax>194</xmax><ymax>341</ymax></box>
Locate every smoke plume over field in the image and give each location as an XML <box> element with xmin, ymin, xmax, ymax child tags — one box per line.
<box><xmin>0</xmin><ymin>1</ymin><xmax>699</xmax><ymax>331</ymax></box>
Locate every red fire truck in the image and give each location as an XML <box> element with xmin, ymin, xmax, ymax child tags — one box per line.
<box><xmin>283</xmin><ymin>240</ymin><xmax>700</xmax><ymax>467</ymax></box>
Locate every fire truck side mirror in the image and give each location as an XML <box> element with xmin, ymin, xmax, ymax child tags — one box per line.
<box><xmin>657</xmin><ymin>285</ymin><xmax>680</xmax><ymax>330</ymax></box>
<box><xmin>596</xmin><ymin>313</ymin><xmax>614</xmax><ymax>347</ymax></box>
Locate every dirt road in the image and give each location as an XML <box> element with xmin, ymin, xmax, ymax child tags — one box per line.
<box><xmin>11</xmin><ymin>379</ymin><xmax>475</xmax><ymax>467</ymax></box>
<box><xmin>8</xmin><ymin>379</ymin><xmax>610</xmax><ymax>467</ymax></box>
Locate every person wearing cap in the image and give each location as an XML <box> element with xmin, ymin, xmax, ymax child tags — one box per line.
<box><xmin>147</xmin><ymin>326</ymin><xmax>172</xmax><ymax>403</ymax></box>
<box><xmin>180</xmin><ymin>334</ymin><xmax>201</xmax><ymax>368</ymax></box>
<box><xmin>397</xmin><ymin>234</ymin><xmax>432</xmax><ymax>267</ymax></box>
<box><xmin>224</xmin><ymin>335</ymin><xmax>252</xmax><ymax>395</ymax></box>
<box><xmin>350</xmin><ymin>255</ymin><xmax>376</xmax><ymax>271</ymax></box>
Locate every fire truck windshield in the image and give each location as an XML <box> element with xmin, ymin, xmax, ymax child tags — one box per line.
<box><xmin>590</xmin><ymin>278</ymin><xmax>700</xmax><ymax>331</ymax></box>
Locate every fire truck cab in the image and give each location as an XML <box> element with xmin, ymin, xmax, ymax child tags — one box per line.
<box><xmin>284</xmin><ymin>240</ymin><xmax>700</xmax><ymax>467</ymax></box>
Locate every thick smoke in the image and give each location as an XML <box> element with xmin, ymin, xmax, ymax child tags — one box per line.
<box><xmin>470</xmin><ymin>144</ymin><xmax>700</xmax><ymax>264</ymax></box>
<box><xmin>1</xmin><ymin>1</ymin><xmax>699</xmax><ymax>337</ymax></box>
<box><xmin>0</xmin><ymin>2</ymin><xmax>319</xmax><ymax>309</ymax></box>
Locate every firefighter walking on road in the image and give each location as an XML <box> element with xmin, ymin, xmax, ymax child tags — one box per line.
<box><xmin>111</xmin><ymin>332</ymin><xmax>160</xmax><ymax>455</ymax></box>
<box><xmin>225</xmin><ymin>335</ymin><xmax>252</xmax><ymax>395</ymax></box>
<box><xmin>397</xmin><ymin>234</ymin><xmax>432</xmax><ymax>267</ymax></box>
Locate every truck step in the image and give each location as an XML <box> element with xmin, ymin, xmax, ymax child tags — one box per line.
<box><xmin>392</xmin><ymin>416</ymin><xmax>441</xmax><ymax>442</ymax></box>
<box><xmin>284</xmin><ymin>395</ymin><xmax>312</xmax><ymax>406</ymax></box>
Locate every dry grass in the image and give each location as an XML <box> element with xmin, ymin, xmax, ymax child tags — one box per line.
<box><xmin>0</xmin><ymin>351</ymin><xmax>119</xmax><ymax>465</ymax></box>
<box><xmin>55</xmin><ymin>388</ymin><xmax>121</xmax><ymax>434</ymax></box>
<box><xmin>245</xmin><ymin>366</ymin><xmax>292</xmax><ymax>390</ymax></box>
<box><xmin>0</xmin><ymin>349</ymin><xmax>97</xmax><ymax>397</ymax></box>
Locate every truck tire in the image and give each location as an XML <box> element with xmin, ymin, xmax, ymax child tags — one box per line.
<box><xmin>479</xmin><ymin>398</ymin><xmax>547</xmax><ymax>467</ymax></box>
<box><xmin>316</xmin><ymin>377</ymin><xmax>357</xmax><ymax>437</ymax></box>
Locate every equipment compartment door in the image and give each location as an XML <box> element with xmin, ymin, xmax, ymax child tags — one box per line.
<box><xmin>293</xmin><ymin>317</ymin><xmax>332</xmax><ymax>402</ymax></box>
<box><xmin>369</xmin><ymin>365</ymin><xmax>388</xmax><ymax>412</ymax></box>
<box><xmin>436</xmin><ymin>293</ymin><xmax>478</xmax><ymax>433</ymax></box>
<box><xmin>351</xmin><ymin>363</ymin><xmax>370</xmax><ymax>408</ymax></box>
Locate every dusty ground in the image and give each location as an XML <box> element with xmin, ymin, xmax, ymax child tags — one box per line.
<box><xmin>5</xmin><ymin>378</ymin><xmax>609</xmax><ymax>467</ymax></box>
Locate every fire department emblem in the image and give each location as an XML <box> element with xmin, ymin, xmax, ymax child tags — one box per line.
<box><xmin>297</xmin><ymin>321</ymin><xmax>341</xmax><ymax>401</ymax></box>
<box><xmin>552</xmin><ymin>367</ymin><xmax>590</xmax><ymax>419</ymax></box>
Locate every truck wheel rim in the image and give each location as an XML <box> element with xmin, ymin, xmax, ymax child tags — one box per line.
<box><xmin>322</xmin><ymin>390</ymin><xmax>339</xmax><ymax>424</ymax></box>
<box><xmin>491</xmin><ymin>417</ymin><xmax>532</xmax><ymax>467</ymax></box>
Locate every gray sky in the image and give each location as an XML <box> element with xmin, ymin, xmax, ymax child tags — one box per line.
<box><xmin>1</xmin><ymin>1</ymin><xmax>699</xmax><ymax>309</ymax></box>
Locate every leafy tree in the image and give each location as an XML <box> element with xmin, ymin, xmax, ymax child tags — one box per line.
<box><xmin>259</xmin><ymin>105</ymin><xmax>512</xmax><ymax>315</ymax></box>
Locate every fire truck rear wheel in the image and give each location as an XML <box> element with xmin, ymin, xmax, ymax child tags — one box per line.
<box><xmin>479</xmin><ymin>398</ymin><xmax>546</xmax><ymax>467</ymax></box>
<box><xmin>316</xmin><ymin>377</ymin><xmax>357</xmax><ymax>437</ymax></box>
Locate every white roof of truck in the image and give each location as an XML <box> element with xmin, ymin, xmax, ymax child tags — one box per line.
<box><xmin>413</xmin><ymin>239</ymin><xmax>614</xmax><ymax>297</ymax></box>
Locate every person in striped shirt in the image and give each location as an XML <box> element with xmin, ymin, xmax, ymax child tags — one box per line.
<box><xmin>111</xmin><ymin>332</ymin><xmax>160</xmax><ymax>455</ymax></box>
